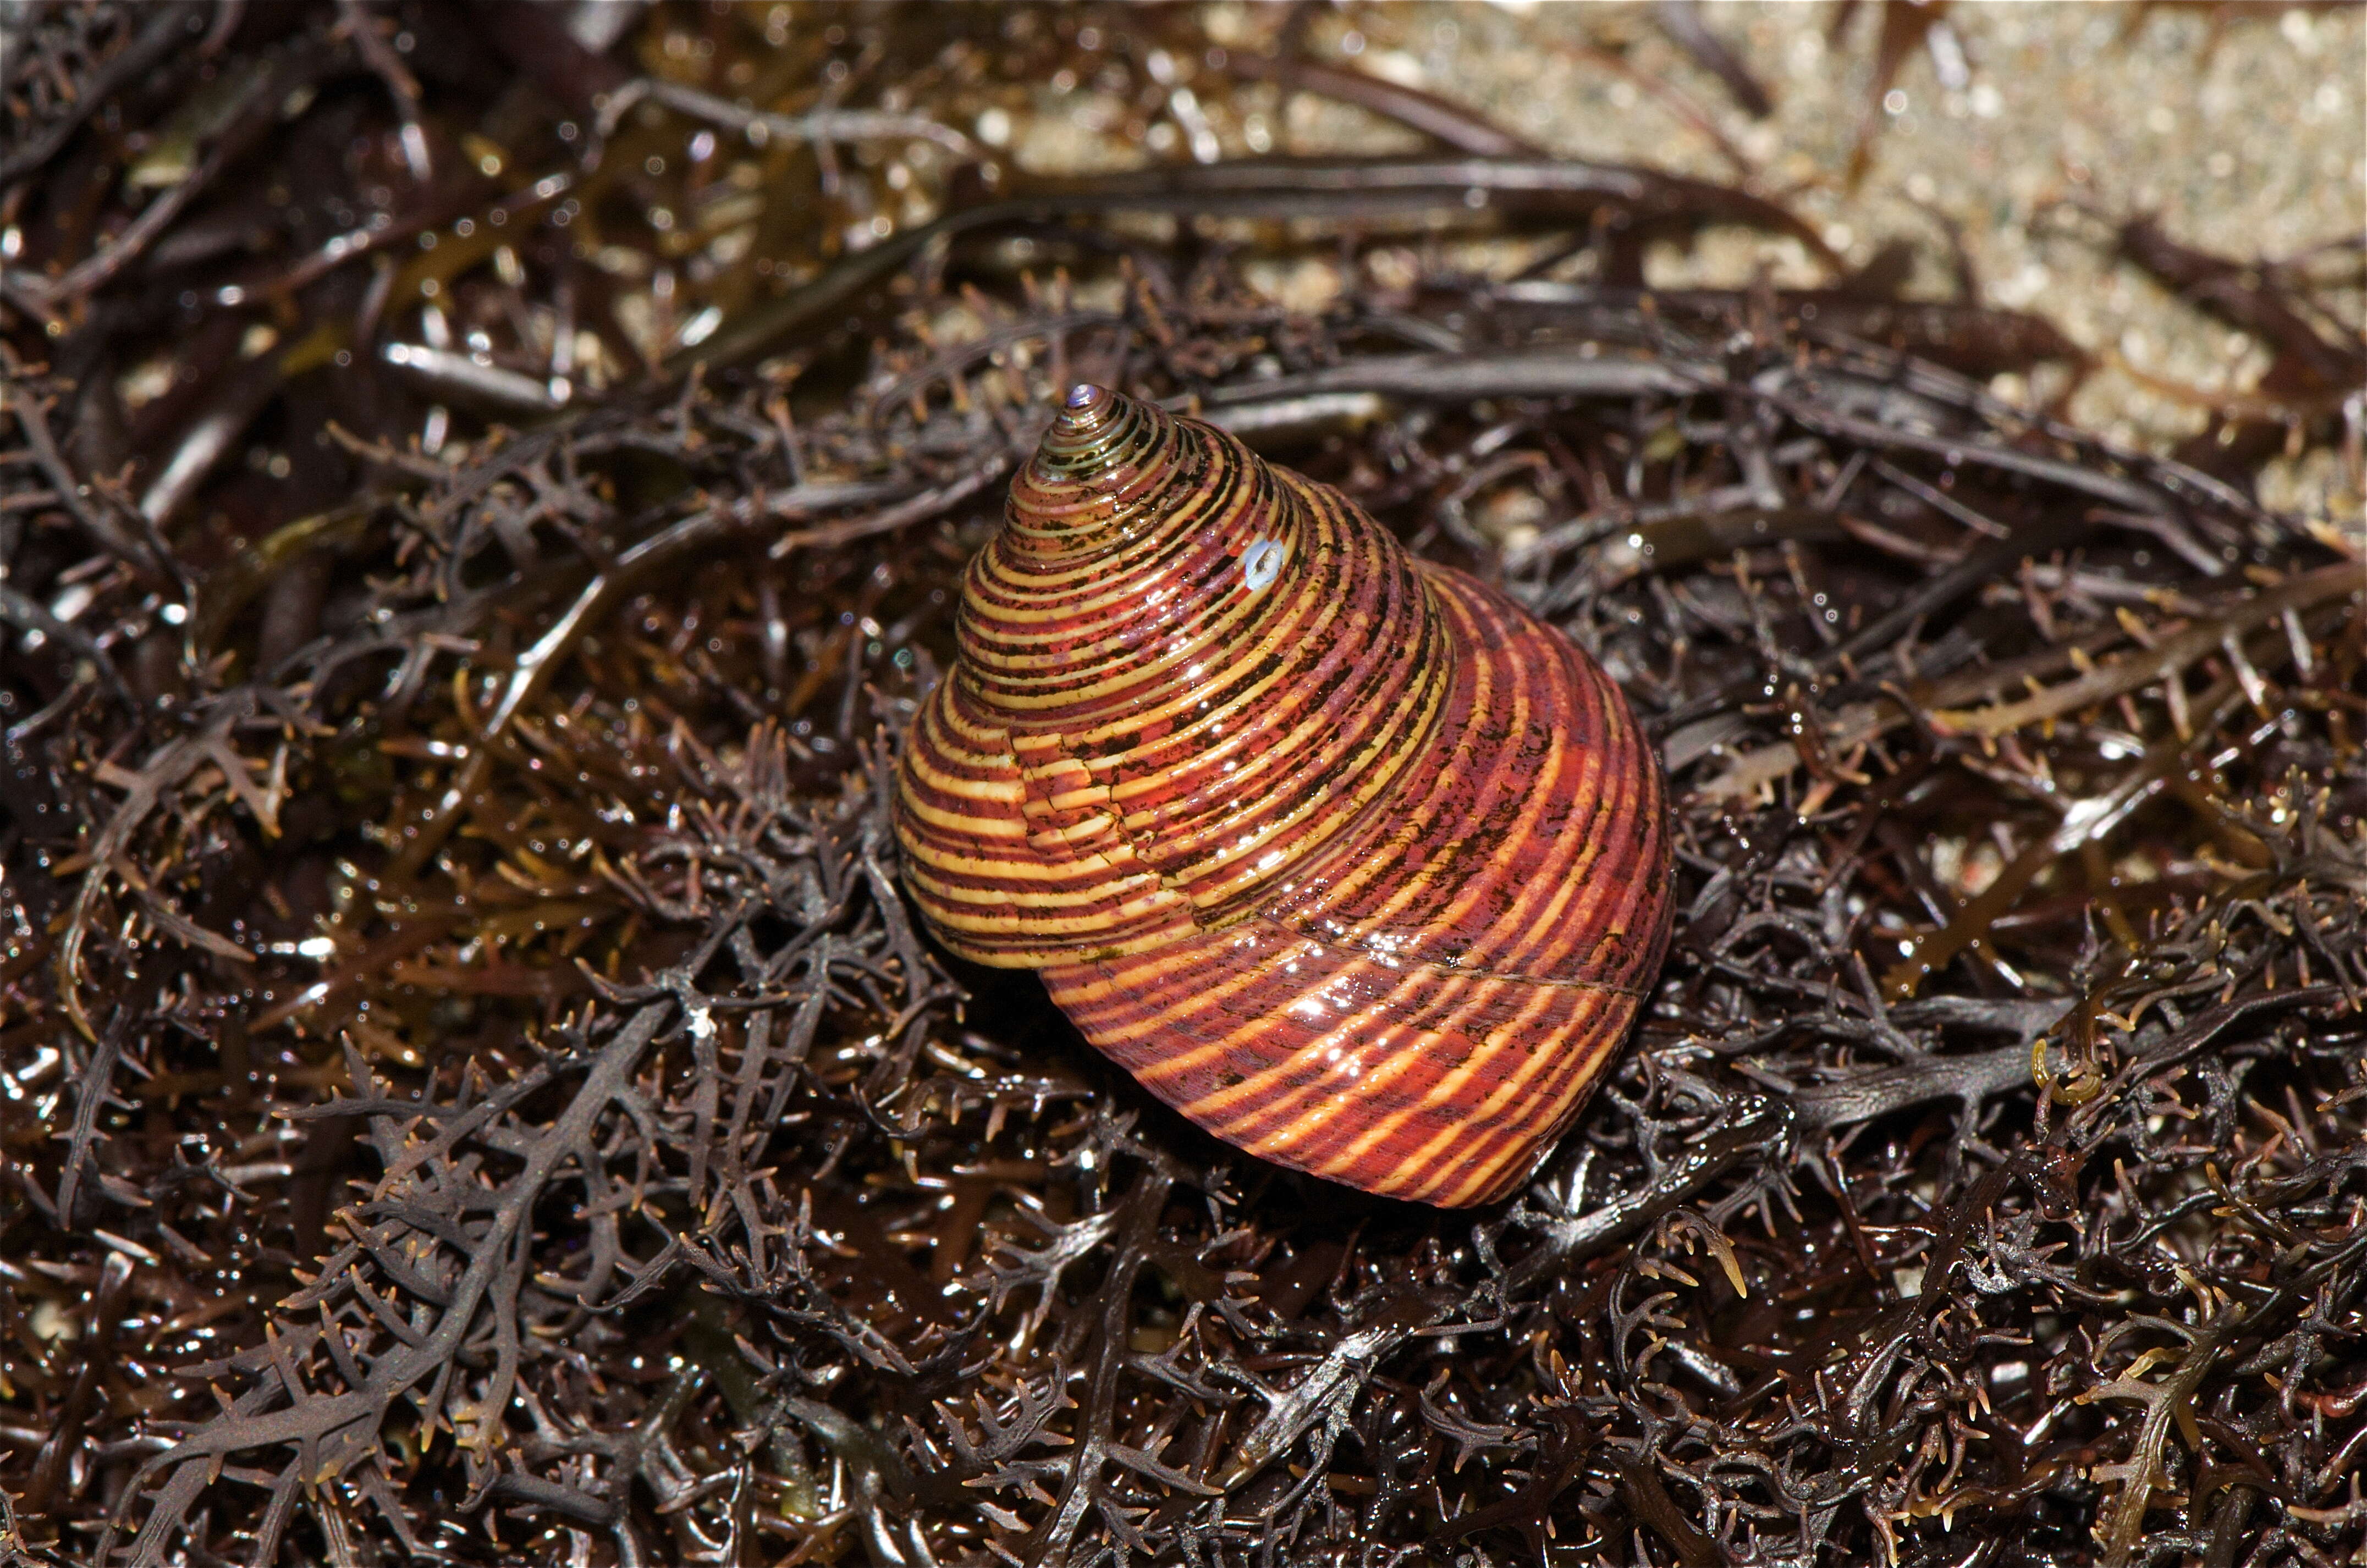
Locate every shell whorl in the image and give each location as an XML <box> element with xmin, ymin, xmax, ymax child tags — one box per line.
<box><xmin>895</xmin><ymin>387</ymin><xmax>1672</xmax><ymax>1207</ymax></box>
<box><xmin>913</xmin><ymin>384</ymin><xmax>1453</xmax><ymax>958</ymax></box>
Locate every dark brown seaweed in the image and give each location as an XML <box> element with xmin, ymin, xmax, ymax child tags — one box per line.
<box><xmin>1</xmin><ymin>7</ymin><xmax>2360</xmax><ymax>1568</ymax></box>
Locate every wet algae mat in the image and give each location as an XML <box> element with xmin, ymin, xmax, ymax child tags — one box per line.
<box><xmin>1</xmin><ymin>5</ymin><xmax>2362</xmax><ymax>1566</ymax></box>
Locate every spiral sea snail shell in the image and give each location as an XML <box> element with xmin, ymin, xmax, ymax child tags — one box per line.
<box><xmin>894</xmin><ymin>386</ymin><xmax>1673</xmax><ymax>1207</ymax></box>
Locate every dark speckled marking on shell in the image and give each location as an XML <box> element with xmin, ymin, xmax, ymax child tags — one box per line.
<box><xmin>894</xmin><ymin>387</ymin><xmax>1673</xmax><ymax>1207</ymax></box>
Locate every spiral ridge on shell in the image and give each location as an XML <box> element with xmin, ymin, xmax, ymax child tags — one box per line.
<box><xmin>895</xmin><ymin>386</ymin><xmax>1673</xmax><ymax>1207</ymax></box>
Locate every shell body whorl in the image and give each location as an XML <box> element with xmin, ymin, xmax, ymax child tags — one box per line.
<box><xmin>896</xmin><ymin>387</ymin><xmax>1672</xmax><ymax>1207</ymax></box>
